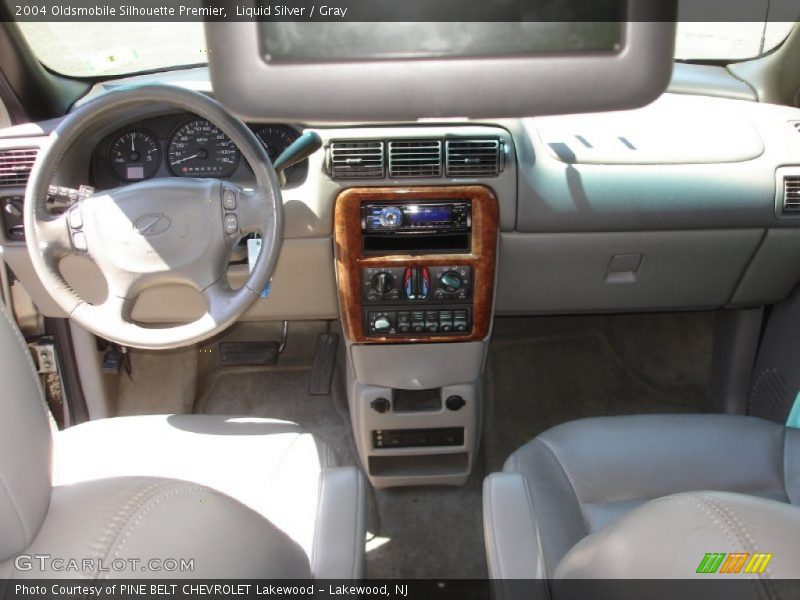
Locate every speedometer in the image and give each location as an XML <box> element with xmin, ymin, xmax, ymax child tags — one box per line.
<box><xmin>167</xmin><ymin>118</ymin><xmax>241</xmax><ymax>178</ymax></box>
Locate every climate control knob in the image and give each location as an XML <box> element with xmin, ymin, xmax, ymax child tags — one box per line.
<box><xmin>373</xmin><ymin>316</ymin><xmax>392</xmax><ymax>332</ymax></box>
<box><xmin>440</xmin><ymin>271</ymin><xmax>463</xmax><ymax>293</ymax></box>
<box><xmin>371</xmin><ymin>272</ymin><xmax>395</xmax><ymax>296</ymax></box>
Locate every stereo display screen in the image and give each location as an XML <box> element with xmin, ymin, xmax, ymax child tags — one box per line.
<box><xmin>407</xmin><ymin>205</ymin><xmax>452</xmax><ymax>224</ymax></box>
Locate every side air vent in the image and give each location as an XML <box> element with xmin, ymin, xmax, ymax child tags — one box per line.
<box><xmin>0</xmin><ymin>147</ymin><xmax>38</xmax><ymax>187</ymax></box>
<box><xmin>388</xmin><ymin>140</ymin><xmax>442</xmax><ymax>178</ymax></box>
<box><xmin>445</xmin><ymin>139</ymin><xmax>502</xmax><ymax>177</ymax></box>
<box><xmin>783</xmin><ymin>175</ymin><xmax>800</xmax><ymax>212</ymax></box>
<box><xmin>329</xmin><ymin>141</ymin><xmax>385</xmax><ymax>179</ymax></box>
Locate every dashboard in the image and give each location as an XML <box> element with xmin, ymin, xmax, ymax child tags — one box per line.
<box><xmin>5</xmin><ymin>65</ymin><xmax>800</xmax><ymax>326</ymax></box>
<box><xmin>90</xmin><ymin>112</ymin><xmax>308</xmax><ymax>190</ymax></box>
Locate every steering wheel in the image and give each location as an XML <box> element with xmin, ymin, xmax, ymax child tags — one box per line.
<box><xmin>24</xmin><ymin>85</ymin><xmax>283</xmax><ymax>350</ymax></box>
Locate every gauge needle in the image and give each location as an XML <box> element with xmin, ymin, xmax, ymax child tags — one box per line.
<box><xmin>131</xmin><ymin>135</ymin><xmax>135</xmax><ymax>152</ymax></box>
<box><xmin>172</xmin><ymin>153</ymin><xmax>199</xmax><ymax>165</ymax></box>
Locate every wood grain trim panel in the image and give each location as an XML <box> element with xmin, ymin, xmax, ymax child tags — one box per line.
<box><xmin>334</xmin><ymin>185</ymin><xmax>498</xmax><ymax>344</ymax></box>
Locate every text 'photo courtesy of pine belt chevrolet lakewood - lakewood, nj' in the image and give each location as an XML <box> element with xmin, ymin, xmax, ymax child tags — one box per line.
<box><xmin>0</xmin><ymin>2</ymin><xmax>800</xmax><ymax>600</ymax></box>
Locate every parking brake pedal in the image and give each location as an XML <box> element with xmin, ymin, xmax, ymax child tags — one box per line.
<box><xmin>309</xmin><ymin>332</ymin><xmax>339</xmax><ymax>395</ymax></box>
<box><xmin>219</xmin><ymin>321</ymin><xmax>288</xmax><ymax>366</ymax></box>
<box><xmin>219</xmin><ymin>342</ymin><xmax>280</xmax><ymax>366</ymax></box>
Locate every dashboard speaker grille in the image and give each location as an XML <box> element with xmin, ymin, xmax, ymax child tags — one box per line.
<box><xmin>330</xmin><ymin>141</ymin><xmax>385</xmax><ymax>179</ymax></box>
<box><xmin>388</xmin><ymin>140</ymin><xmax>442</xmax><ymax>178</ymax></box>
<box><xmin>445</xmin><ymin>139</ymin><xmax>502</xmax><ymax>177</ymax></box>
<box><xmin>0</xmin><ymin>147</ymin><xmax>38</xmax><ymax>187</ymax></box>
<box><xmin>783</xmin><ymin>175</ymin><xmax>800</xmax><ymax>212</ymax></box>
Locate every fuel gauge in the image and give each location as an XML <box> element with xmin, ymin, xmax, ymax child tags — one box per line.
<box><xmin>108</xmin><ymin>129</ymin><xmax>162</xmax><ymax>182</ymax></box>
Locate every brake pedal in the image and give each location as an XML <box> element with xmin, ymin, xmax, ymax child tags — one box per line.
<box><xmin>309</xmin><ymin>332</ymin><xmax>339</xmax><ymax>395</ymax></box>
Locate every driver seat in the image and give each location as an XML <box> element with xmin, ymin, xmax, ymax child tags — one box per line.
<box><xmin>0</xmin><ymin>304</ymin><xmax>366</xmax><ymax>579</ymax></box>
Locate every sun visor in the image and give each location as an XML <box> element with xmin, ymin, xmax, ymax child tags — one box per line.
<box><xmin>205</xmin><ymin>0</ymin><xmax>677</xmax><ymax>121</ymax></box>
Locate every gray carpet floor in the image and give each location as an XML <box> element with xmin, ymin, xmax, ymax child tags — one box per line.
<box><xmin>187</xmin><ymin>312</ymin><xmax>714</xmax><ymax>581</ymax></box>
<box><xmin>116</xmin><ymin>346</ymin><xmax>197</xmax><ymax>416</ymax></box>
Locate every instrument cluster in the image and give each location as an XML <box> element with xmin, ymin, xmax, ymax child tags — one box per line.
<box><xmin>93</xmin><ymin>113</ymin><xmax>306</xmax><ymax>189</ymax></box>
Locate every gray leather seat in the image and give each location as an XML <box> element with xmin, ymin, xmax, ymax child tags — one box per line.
<box><xmin>484</xmin><ymin>414</ymin><xmax>800</xmax><ymax>586</ymax></box>
<box><xmin>0</xmin><ymin>304</ymin><xmax>365</xmax><ymax>579</ymax></box>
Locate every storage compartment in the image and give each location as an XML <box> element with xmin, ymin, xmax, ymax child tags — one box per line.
<box><xmin>350</xmin><ymin>342</ymin><xmax>485</xmax><ymax>389</ymax></box>
<box><xmin>368</xmin><ymin>453</ymin><xmax>469</xmax><ymax>478</ymax></box>
<box><xmin>392</xmin><ymin>388</ymin><xmax>442</xmax><ymax>413</ymax></box>
<box><xmin>729</xmin><ymin>229</ymin><xmax>800</xmax><ymax>307</ymax></box>
<box><xmin>349</xmin><ymin>379</ymin><xmax>480</xmax><ymax>487</ymax></box>
<box><xmin>495</xmin><ymin>230</ymin><xmax>764</xmax><ymax>313</ymax></box>
<box><xmin>363</xmin><ymin>232</ymin><xmax>470</xmax><ymax>254</ymax></box>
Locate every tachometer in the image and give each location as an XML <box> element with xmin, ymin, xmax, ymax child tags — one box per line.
<box><xmin>167</xmin><ymin>118</ymin><xmax>240</xmax><ymax>178</ymax></box>
<box><xmin>108</xmin><ymin>129</ymin><xmax>161</xmax><ymax>182</ymax></box>
<box><xmin>254</xmin><ymin>125</ymin><xmax>298</xmax><ymax>163</ymax></box>
<box><xmin>254</xmin><ymin>124</ymin><xmax>308</xmax><ymax>184</ymax></box>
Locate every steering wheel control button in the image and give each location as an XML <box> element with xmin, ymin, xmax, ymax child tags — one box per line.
<box><xmin>224</xmin><ymin>213</ymin><xmax>239</xmax><ymax>234</ymax></box>
<box><xmin>72</xmin><ymin>231</ymin><xmax>87</xmax><ymax>252</ymax></box>
<box><xmin>223</xmin><ymin>189</ymin><xmax>237</xmax><ymax>210</ymax></box>
<box><xmin>68</xmin><ymin>209</ymin><xmax>83</xmax><ymax>230</ymax></box>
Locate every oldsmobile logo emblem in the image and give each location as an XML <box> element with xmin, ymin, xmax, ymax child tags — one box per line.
<box><xmin>134</xmin><ymin>213</ymin><xmax>172</xmax><ymax>237</ymax></box>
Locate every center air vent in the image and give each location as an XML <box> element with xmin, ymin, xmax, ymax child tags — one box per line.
<box><xmin>446</xmin><ymin>139</ymin><xmax>502</xmax><ymax>177</ymax></box>
<box><xmin>388</xmin><ymin>140</ymin><xmax>442</xmax><ymax>178</ymax></box>
<box><xmin>783</xmin><ymin>175</ymin><xmax>800</xmax><ymax>212</ymax></box>
<box><xmin>329</xmin><ymin>141</ymin><xmax>385</xmax><ymax>179</ymax></box>
<box><xmin>0</xmin><ymin>147</ymin><xmax>38</xmax><ymax>187</ymax></box>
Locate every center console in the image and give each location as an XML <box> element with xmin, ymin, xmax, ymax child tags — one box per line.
<box><xmin>335</xmin><ymin>185</ymin><xmax>497</xmax><ymax>344</ymax></box>
<box><xmin>334</xmin><ymin>185</ymin><xmax>498</xmax><ymax>487</ymax></box>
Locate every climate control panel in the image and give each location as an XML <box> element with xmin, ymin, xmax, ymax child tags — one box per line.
<box><xmin>362</xmin><ymin>264</ymin><xmax>473</xmax><ymax>337</ymax></box>
<box><xmin>362</xmin><ymin>265</ymin><xmax>472</xmax><ymax>304</ymax></box>
<box><xmin>367</xmin><ymin>308</ymin><xmax>471</xmax><ymax>336</ymax></box>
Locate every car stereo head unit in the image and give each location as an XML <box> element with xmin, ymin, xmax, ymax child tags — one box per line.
<box><xmin>362</xmin><ymin>201</ymin><xmax>471</xmax><ymax>235</ymax></box>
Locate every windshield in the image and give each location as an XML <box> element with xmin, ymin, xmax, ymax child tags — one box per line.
<box><xmin>675</xmin><ymin>21</ymin><xmax>795</xmax><ymax>60</ymax></box>
<box><xmin>14</xmin><ymin>21</ymin><xmax>797</xmax><ymax>78</ymax></box>
<box><xmin>16</xmin><ymin>22</ymin><xmax>207</xmax><ymax>77</ymax></box>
